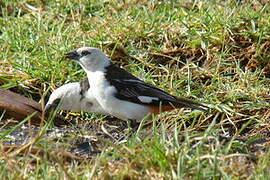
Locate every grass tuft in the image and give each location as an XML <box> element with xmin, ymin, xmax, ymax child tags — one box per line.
<box><xmin>1</xmin><ymin>0</ymin><xmax>270</xmax><ymax>179</ymax></box>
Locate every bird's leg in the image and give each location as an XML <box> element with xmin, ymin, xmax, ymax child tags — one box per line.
<box><xmin>127</xmin><ymin>119</ymin><xmax>140</xmax><ymax>133</ymax></box>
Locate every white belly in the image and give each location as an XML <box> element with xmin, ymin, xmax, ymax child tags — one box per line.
<box><xmin>87</xmin><ymin>72</ymin><xmax>150</xmax><ymax>121</ymax></box>
<box><xmin>80</xmin><ymin>97</ymin><xmax>108</xmax><ymax>115</ymax></box>
<box><xmin>103</xmin><ymin>98</ymin><xmax>150</xmax><ymax>121</ymax></box>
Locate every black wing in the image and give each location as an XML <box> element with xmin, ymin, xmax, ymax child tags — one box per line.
<box><xmin>105</xmin><ymin>64</ymin><xmax>207</xmax><ymax>111</ymax></box>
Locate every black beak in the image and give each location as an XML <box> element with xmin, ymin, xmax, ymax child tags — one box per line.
<box><xmin>44</xmin><ymin>104</ymin><xmax>53</xmax><ymax>114</ymax></box>
<box><xmin>44</xmin><ymin>98</ymin><xmax>61</xmax><ymax>114</ymax></box>
<box><xmin>64</xmin><ymin>50</ymin><xmax>80</xmax><ymax>60</ymax></box>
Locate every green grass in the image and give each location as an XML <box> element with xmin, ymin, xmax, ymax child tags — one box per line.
<box><xmin>1</xmin><ymin>0</ymin><xmax>270</xmax><ymax>179</ymax></box>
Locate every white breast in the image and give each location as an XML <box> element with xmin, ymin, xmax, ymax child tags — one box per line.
<box><xmin>87</xmin><ymin>72</ymin><xmax>150</xmax><ymax>121</ymax></box>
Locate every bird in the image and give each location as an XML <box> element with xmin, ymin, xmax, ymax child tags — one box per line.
<box><xmin>64</xmin><ymin>47</ymin><xmax>208</xmax><ymax>123</ymax></box>
<box><xmin>44</xmin><ymin>78</ymin><xmax>107</xmax><ymax>115</ymax></box>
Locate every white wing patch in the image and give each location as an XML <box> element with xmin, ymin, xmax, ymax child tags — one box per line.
<box><xmin>138</xmin><ymin>96</ymin><xmax>159</xmax><ymax>103</ymax></box>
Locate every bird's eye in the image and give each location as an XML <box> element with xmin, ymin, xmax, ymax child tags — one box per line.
<box><xmin>81</xmin><ymin>51</ymin><xmax>91</xmax><ymax>56</ymax></box>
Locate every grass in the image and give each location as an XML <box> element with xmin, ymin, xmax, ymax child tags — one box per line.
<box><xmin>1</xmin><ymin>0</ymin><xmax>270</xmax><ymax>179</ymax></box>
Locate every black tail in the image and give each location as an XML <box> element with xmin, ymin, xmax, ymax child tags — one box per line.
<box><xmin>173</xmin><ymin>97</ymin><xmax>208</xmax><ymax>112</ymax></box>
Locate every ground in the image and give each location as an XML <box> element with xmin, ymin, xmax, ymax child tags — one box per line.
<box><xmin>0</xmin><ymin>0</ymin><xmax>270</xmax><ymax>179</ymax></box>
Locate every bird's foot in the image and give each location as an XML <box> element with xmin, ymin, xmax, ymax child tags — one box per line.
<box><xmin>126</xmin><ymin>119</ymin><xmax>140</xmax><ymax>134</ymax></box>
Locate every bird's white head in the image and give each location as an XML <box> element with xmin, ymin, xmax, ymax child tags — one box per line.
<box><xmin>65</xmin><ymin>47</ymin><xmax>110</xmax><ymax>72</ymax></box>
<box><xmin>44</xmin><ymin>82</ymin><xmax>82</xmax><ymax>113</ymax></box>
